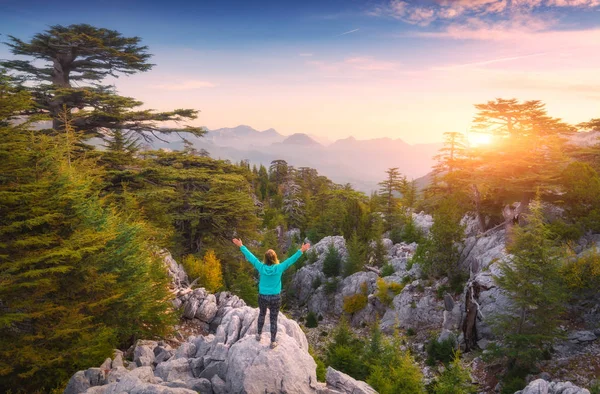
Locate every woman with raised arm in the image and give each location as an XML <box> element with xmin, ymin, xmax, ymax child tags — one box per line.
<box><xmin>232</xmin><ymin>238</ymin><xmax>310</xmax><ymax>349</ymax></box>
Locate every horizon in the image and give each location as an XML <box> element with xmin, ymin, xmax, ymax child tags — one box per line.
<box><xmin>1</xmin><ymin>0</ymin><xmax>599</xmax><ymax>144</ymax></box>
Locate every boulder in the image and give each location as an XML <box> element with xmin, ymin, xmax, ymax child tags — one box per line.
<box><xmin>567</xmin><ymin>331</ymin><xmax>597</xmax><ymax>343</ymax></box>
<box><xmin>64</xmin><ymin>371</ymin><xmax>91</xmax><ymax>394</ymax></box>
<box><xmin>134</xmin><ymin>341</ymin><xmax>157</xmax><ymax>367</ymax></box>
<box><xmin>325</xmin><ymin>367</ymin><xmax>377</xmax><ymax>394</ymax></box>
<box><xmin>154</xmin><ymin>358</ymin><xmax>194</xmax><ymax>382</ymax></box>
<box><xmin>224</xmin><ymin>335</ymin><xmax>317</xmax><ymax>394</ymax></box>
<box><xmin>380</xmin><ymin>281</ymin><xmax>445</xmax><ymax>332</ymax></box>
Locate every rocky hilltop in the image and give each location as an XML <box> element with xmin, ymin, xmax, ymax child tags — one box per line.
<box><xmin>64</xmin><ymin>252</ymin><xmax>376</xmax><ymax>394</ymax></box>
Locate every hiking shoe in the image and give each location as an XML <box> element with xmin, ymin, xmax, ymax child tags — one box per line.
<box><xmin>255</xmin><ymin>333</ymin><xmax>261</xmax><ymax>341</ymax></box>
<box><xmin>270</xmin><ymin>341</ymin><xmax>278</xmax><ymax>349</ymax></box>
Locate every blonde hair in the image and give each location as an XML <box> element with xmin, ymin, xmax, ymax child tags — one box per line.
<box><xmin>264</xmin><ymin>249</ymin><xmax>279</xmax><ymax>266</ymax></box>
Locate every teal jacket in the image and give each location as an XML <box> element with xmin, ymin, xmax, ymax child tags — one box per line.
<box><xmin>240</xmin><ymin>245</ymin><xmax>303</xmax><ymax>295</ymax></box>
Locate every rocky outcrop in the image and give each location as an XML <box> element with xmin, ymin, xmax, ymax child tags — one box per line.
<box><xmin>515</xmin><ymin>379</ymin><xmax>591</xmax><ymax>394</ymax></box>
<box><xmin>323</xmin><ymin>367</ymin><xmax>377</xmax><ymax>394</ymax></box>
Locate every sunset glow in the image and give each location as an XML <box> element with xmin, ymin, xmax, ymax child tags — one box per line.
<box><xmin>1</xmin><ymin>0</ymin><xmax>599</xmax><ymax>144</ymax></box>
<box><xmin>467</xmin><ymin>132</ymin><xmax>493</xmax><ymax>147</ymax></box>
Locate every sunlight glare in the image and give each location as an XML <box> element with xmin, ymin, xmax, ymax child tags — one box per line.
<box><xmin>467</xmin><ymin>132</ymin><xmax>493</xmax><ymax>147</ymax></box>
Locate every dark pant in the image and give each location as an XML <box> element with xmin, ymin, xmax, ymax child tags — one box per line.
<box><xmin>257</xmin><ymin>294</ymin><xmax>281</xmax><ymax>342</ymax></box>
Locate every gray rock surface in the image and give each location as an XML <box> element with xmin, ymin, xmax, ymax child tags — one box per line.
<box><xmin>515</xmin><ymin>379</ymin><xmax>591</xmax><ymax>394</ymax></box>
<box><xmin>325</xmin><ymin>367</ymin><xmax>377</xmax><ymax>394</ymax></box>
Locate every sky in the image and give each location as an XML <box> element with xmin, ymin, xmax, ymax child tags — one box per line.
<box><xmin>1</xmin><ymin>0</ymin><xmax>600</xmax><ymax>144</ymax></box>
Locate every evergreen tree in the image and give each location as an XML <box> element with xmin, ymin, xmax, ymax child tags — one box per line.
<box><xmin>433</xmin><ymin>354</ymin><xmax>476</xmax><ymax>394</ymax></box>
<box><xmin>323</xmin><ymin>243</ymin><xmax>342</xmax><ymax>277</ymax></box>
<box><xmin>0</xmin><ymin>108</ymin><xmax>174</xmax><ymax>391</ymax></box>
<box><xmin>378</xmin><ymin>168</ymin><xmax>403</xmax><ymax>230</ymax></box>
<box><xmin>344</xmin><ymin>232</ymin><xmax>366</xmax><ymax>277</ymax></box>
<box><xmin>2</xmin><ymin>24</ymin><xmax>203</xmax><ymax>139</ymax></box>
<box><xmin>492</xmin><ymin>197</ymin><xmax>567</xmax><ymax>370</ymax></box>
<box><xmin>413</xmin><ymin>197</ymin><xmax>464</xmax><ymax>281</ymax></box>
<box><xmin>230</xmin><ymin>265</ymin><xmax>258</xmax><ymax>307</ymax></box>
<box><xmin>182</xmin><ymin>251</ymin><xmax>224</xmax><ymax>293</ymax></box>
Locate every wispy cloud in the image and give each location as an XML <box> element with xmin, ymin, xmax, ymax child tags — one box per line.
<box><xmin>307</xmin><ymin>56</ymin><xmax>400</xmax><ymax>75</ymax></box>
<box><xmin>299</xmin><ymin>53</ymin><xmax>314</xmax><ymax>57</ymax></box>
<box><xmin>338</xmin><ymin>28</ymin><xmax>360</xmax><ymax>36</ymax></box>
<box><xmin>153</xmin><ymin>80</ymin><xmax>216</xmax><ymax>91</ymax></box>
<box><xmin>432</xmin><ymin>52</ymin><xmax>550</xmax><ymax>70</ymax></box>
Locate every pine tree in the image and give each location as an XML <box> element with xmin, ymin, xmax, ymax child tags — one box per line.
<box><xmin>378</xmin><ymin>168</ymin><xmax>403</xmax><ymax>230</ymax></box>
<box><xmin>413</xmin><ymin>197</ymin><xmax>464</xmax><ymax>281</ymax></box>
<box><xmin>230</xmin><ymin>265</ymin><xmax>258</xmax><ymax>307</ymax></box>
<box><xmin>323</xmin><ymin>243</ymin><xmax>342</xmax><ymax>277</ymax></box>
<box><xmin>182</xmin><ymin>251</ymin><xmax>224</xmax><ymax>293</ymax></box>
<box><xmin>344</xmin><ymin>233</ymin><xmax>366</xmax><ymax>277</ymax></box>
<box><xmin>492</xmin><ymin>197</ymin><xmax>567</xmax><ymax>370</ymax></box>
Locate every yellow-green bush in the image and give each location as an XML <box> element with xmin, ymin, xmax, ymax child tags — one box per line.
<box><xmin>343</xmin><ymin>282</ymin><xmax>368</xmax><ymax>314</ymax></box>
<box><xmin>561</xmin><ymin>249</ymin><xmax>600</xmax><ymax>290</ymax></box>
<box><xmin>376</xmin><ymin>278</ymin><xmax>404</xmax><ymax>307</ymax></box>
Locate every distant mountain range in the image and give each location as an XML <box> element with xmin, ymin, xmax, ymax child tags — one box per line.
<box><xmin>146</xmin><ymin>125</ymin><xmax>442</xmax><ymax>193</ymax></box>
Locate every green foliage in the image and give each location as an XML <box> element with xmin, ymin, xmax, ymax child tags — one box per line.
<box><xmin>372</xmin><ymin>238</ymin><xmax>388</xmax><ymax>267</ymax></box>
<box><xmin>381</xmin><ymin>264</ymin><xmax>395</xmax><ymax>277</ymax></box>
<box><xmin>181</xmin><ymin>250</ymin><xmax>224</xmax><ymax>293</ymax></box>
<box><xmin>432</xmin><ymin>353</ymin><xmax>477</xmax><ymax>394</ymax></box>
<box><xmin>492</xmin><ymin>197</ymin><xmax>567</xmax><ymax>369</ymax></box>
<box><xmin>558</xmin><ymin>162</ymin><xmax>600</xmax><ymax>234</ymax></box>
<box><xmin>413</xmin><ymin>197</ymin><xmax>464</xmax><ymax>280</ymax></box>
<box><xmin>2</xmin><ymin>24</ymin><xmax>203</xmax><ymax>139</ymax></box>
<box><xmin>0</xmin><ymin>115</ymin><xmax>174</xmax><ymax>392</ymax></box>
<box><xmin>365</xmin><ymin>334</ymin><xmax>426</xmax><ymax>394</ymax></box>
<box><xmin>375</xmin><ymin>278</ymin><xmax>393</xmax><ymax>307</ymax></box>
<box><xmin>342</xmin><ymin>283</ymin><xmax>368</xmax><ymax>314</ymax></box>
<box><xmin>230</xmin><ymin>266</ymin><xmax>258</xmax><ymax>307</ymax></box>
<box><xmin>324</xmin><ymin>278</ymin><xmax>339</xmax><ymax>294</ymax></box>
<box><xmin>344</xmin><ymin>232</ymin><xmax>366</xmax><ymax>277</ymax></box>
<box><xmin>323</xmin><ymin>243</ymin><xmax>342</xmax><ymax>277</ymax></box>
<box><xmin>305</xmin><ymin>249</ymin><xmax>318</xmax><ymax>264</ymax></box>
<box><xmin>325</xmin><ymin>320</ymin><xmax>425</xmax><ymax>393</ymax></box>
<box><xmin>561</xmin><ymin>248</ymin><xmax>600</xmax><ymax>291</ymax></box>
<box><xmin>426</xmin><ymin>337</ymin><xmax>457</xmax><ymax>366</ymax></box>
<box><xmin>306</xmin><ymin>311</ymin><xmax>318</xmax><ymax>328</ymax></box>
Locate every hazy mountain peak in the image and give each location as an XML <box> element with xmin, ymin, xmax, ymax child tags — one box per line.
<box><xmin>280</xmin><ymin>133</ymin><xmax>321</xmax><ymax>146</ymax></box>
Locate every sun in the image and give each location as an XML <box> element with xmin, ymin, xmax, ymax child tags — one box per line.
<box><xmin>467</xmin><ymin>132</ymin><xmax>493</xmax><ymax>147</ymax></box>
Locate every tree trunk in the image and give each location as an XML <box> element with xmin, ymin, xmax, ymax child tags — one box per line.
<box><xmin>462</xmin><ymin>281</ymin><xmax>480</xmax><ymax>352</ymax></box>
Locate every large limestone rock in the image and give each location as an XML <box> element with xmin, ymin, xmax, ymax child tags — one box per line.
<box><xmin>325</xmin><ymin>367</ymin><xmax>377</xmax><ymax>394</ymax></box>
<box><xmin>225</xmin><ymin>335</ymin><xmax>317</xmax><ymax>393</ymax></box>
<box><xmin>380</xmin><ymin>280</ymin><xmax>446</xmax><ymax>332</ymax></box>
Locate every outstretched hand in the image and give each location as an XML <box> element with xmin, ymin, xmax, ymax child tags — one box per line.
<box><xmin>232</xmin><ymin>238</ymin><xmax>243</xmax><ymax>248</ymax></box>
<box><xmin>301</xmin><ymin>243</ymin><xmax>310</xmax><ymax>253</ymax></box>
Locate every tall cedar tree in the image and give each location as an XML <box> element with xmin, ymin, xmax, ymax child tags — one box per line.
<box><xmin>492</xmin><ymin>197</ymin><xmax>567</xmax><ymax>369</ymax></box>
<box><xmin>469</xmin><ymin>99</ymin><xmax>572</xmax><ymax>222</ymax></box>
<box><xmin>2</xmin><ymin>24</ymin><xmax>204</xmax><ymax>139</ymax></box>
<box><xmin>0</xmin><ymin>106</ymin><xmax>174</xmax><ymax>391</ymax></box>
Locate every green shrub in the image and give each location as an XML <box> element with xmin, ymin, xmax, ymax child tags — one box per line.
<box><xmin>306</xmin><ymin>311</ymin><xmax>318</xmax><ymax>328</ymax></box>
<box><xmin>389</xmin><ymin>282</ymin><xmax>404</xmax><ymax>295</ymax></box>
<box><xmin>432</xmin><ymin>353</ymin><xmax>476</xmax><ymax>394</ymax></box>
<box><xmin>323</xmin><ymin>243</ymin><xmax>342</xmax><ymax>277</ymax></box>
<box><xmin>343</xmin><ymin>283</ymin><xmax>368</xmax><ymax>314</ymax></box>
<box><xmin>381</xmin><ymin>264</ymin><xmax>395</xmax><ymax>277</ymax></box>
<box><xmin>426</xmin><ymin>337</ymin><xmax>456</xmax><ymax>366</ymax></box>
<box><xmin>324</xmin><ymin>278</ymin><xmax>339</xmax><ymax>294</ymax></box>
<box><xmin>402</xmin><ymin>275</ymin><xmax>413</xmax><ymax>284</ymax></box>
<box><xmin>589</xmin><ymin>381</ymin><xmax>600</xmax><ymax>394</ymax></box>
<box><xmin>406</xmin><ymin>328</ymin><xmax>416</xmax><ymax>336</ymax></box>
